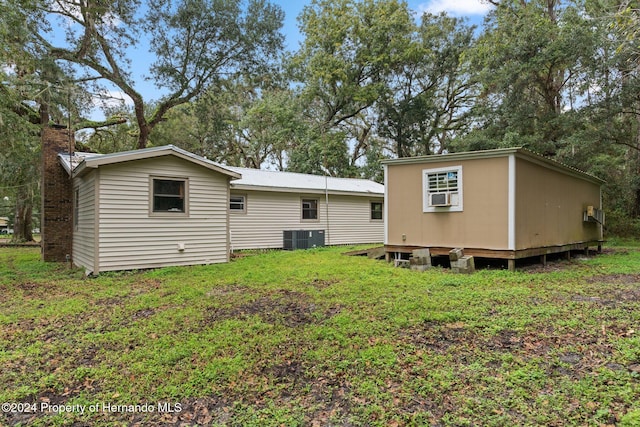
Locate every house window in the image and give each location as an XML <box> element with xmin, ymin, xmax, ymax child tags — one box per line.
<box><xmin>302</xmin><ymin>199</ymin><xmax>318</xmax><ymax>220</ymax></box>
<box><xmin>151</xmin><ymin>178</ymin><xmax>187</xmax><ymax>214</ymax></box>
<box><xmin>230</xmin><ymin>194</ymin><xmax>246</xmax><ymax>213</ymax></box>
<box><xmin>423</xmin><ymin>166</ymin><xmax>463</xmax><ymax>212</ymax></box>
<box><xmin>371</xmin><ymin>201</ymin><xmax>383</xmax><ymax>220</ymax></box>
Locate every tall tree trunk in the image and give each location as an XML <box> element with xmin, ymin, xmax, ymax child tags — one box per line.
<box><xmin>138</xmin><ymin>122</ymin><xmax>150</xmax><ymax>149</ymax></box>
<box><xmin>12</xmin><ymin>186</ymin><xmax>34</xmax><ymax>243</ymax></box>
<box><xmin>634</xmin><ymin>112</ymin><xmax>640</xmax><ymax>217</ymax></box>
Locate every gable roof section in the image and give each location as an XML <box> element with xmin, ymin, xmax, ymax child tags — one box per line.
<box><xmin>226</xmin><ymin>166</ymin><xmax>384</xmax><ymax>197</ymax></box>
<box><xmin>58</xmin><ymin>146</ymin><xmax>384</xmax><ymax>196</ymax></box>
<box><xmin>58</xmin><ymin>145</ymin><xmax>241</xmax><ymax>179</ymax></box>
<box><xmin>382</xmin><ymin>147</ymin><xmax>605</xmax><ymax>185</ymax></box>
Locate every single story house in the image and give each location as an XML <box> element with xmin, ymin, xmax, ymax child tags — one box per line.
<box><xmin>42</xmin><ymin>127</ymin><xmax>384</xmax><ymax>274</ymax></box>
<box><xmin>57</xmin><ymin>145</ymin><xmax>241</xmax><ymax>274</ymax></box>
<box><xmin>383</xmin><ymin>147</ymin><xmax>604</xmax><ymax>270</ymax></box>
<box><xmin>226</xmin><ymin>166</ymin><xmax>384</xmax><ymax>250</ymax></box>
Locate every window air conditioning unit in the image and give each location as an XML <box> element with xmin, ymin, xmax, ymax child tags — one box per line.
<box><xmin>429</xmin><ymin>193</ymin><xmax>451</xmax><ymax>207</ymax></box>
<box><xmin>584</xmin><ymin>205</ymin><xmax>605</xmax><ymax>224</ymax></box>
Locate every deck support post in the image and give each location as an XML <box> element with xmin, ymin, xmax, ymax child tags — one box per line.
<box><xmin>540</xmin><ymin>254</ymin><xmax>547</xmax><ymax>267</ymax></box>
<box><xmin>507</xmin><ymin>259</ymin><xmax>516</xmax><ymax>271</ymax></box>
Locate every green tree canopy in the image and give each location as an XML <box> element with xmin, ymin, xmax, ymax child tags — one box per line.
<box><xmin>9</xmin><ymin>0</ymin><xmax>285</xmax><ymax>148</ymax></box>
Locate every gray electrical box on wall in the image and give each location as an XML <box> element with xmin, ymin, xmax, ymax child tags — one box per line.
<box><xmin>283</xmin><ymin>230</ymin><xmax>325</xmax><ymax>250</ymax></box>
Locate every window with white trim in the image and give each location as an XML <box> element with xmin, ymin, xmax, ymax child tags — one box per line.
<box><xmin>230</xmin><ymin>194</ymin><xmax>246</xmax><ymax>213</ymax></box>
<box><xmin>302</xmin><ymin>199</ymin><xmax>318</xmax><ymax>220</ymax></box>
<box><xmin>151</xmin><ymin>177</ymin><xmax>188</xmax><ymax>215</ymax></box>
<box><xmin>370</xmin><ymin>201</ymin><xmax>383</xmax><ymax>221</ymax></box>
<box><xmin>423</xmin><ymin>166</ymin><xmax>463</xmax><ymax>212</ymax></box>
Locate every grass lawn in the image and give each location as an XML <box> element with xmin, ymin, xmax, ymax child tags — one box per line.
<box><xmin>1</xmin><ymin>245</ymin><xmax>639</xmax><ymax>426</ymax></box>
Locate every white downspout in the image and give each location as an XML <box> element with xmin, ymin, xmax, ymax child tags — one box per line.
<box><xmin>325</xmin><ymin>175</ymin><xmax>330</xmax><ymax>245</ymax></box>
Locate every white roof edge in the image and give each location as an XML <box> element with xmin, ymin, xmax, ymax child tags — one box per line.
<box><xmin>382</xmin><ymin>147</ymin><xmax>521</xmax><ymax>165</ymax></box>
<box><xmin>226</xmin><ymin>166</ymin><xmax>385</xmax><ymax>195</ymax></box>
<box><xmin>59</xmin><ymin>145</ymin><xmax>241</xmax><ymax>179</ymax></box>
<box><xmin>230</xmin><ymin>183</ymin><xmax>384</xmax><ymax>196</ymax></box>
<box><xmin>58</xmin><ymin>146</ymin><xmax>385</xmax><ymax>195</ymax></box>
<box><xmin>58</xmin><ymin>154</ymin><xmax>73</xmax><ymax>175</ymax></box>
<box><xmin>382</xmin><ymin>147</ymin><xmax>604</xmax><ymax>185</ymax></box>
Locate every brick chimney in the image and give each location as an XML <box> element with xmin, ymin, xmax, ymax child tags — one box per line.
<box><xmin>41</xmin><ymin>126</ymin><xmax>74</xmax><ymax>262</ymax></box>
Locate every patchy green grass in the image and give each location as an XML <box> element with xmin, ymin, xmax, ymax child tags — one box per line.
<box><xmin>1</xmin><ymin>245</ymin><xmax>639</xmax><ymax>426</ymax></box>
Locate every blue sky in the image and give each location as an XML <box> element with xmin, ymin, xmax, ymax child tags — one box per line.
<box><xmin>276</xmin><ymin>0</ymin><xmax>491</xmax><ymax>50</ymax></box>
<box><xmin>94</xmin><ymin>0</ymin><xmax>492</xmax><ymax>115</ymax></box>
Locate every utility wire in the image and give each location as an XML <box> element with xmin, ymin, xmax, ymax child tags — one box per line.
<box><xmin>0</xmin><ymin>182</ymin><xmax>39</xmax><ymax>190</ymax></box>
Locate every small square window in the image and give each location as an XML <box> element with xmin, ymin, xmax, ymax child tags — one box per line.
<box><xmin>371</xmin><ymin>201</ymin><xmax>383</xmax><ymax>220</ymax></box>
<box><xmin>302</xmin><ymin>199</ymin><xmax>318</xmax><ymax>220</ymax></box>
<box><xmin>422</xmin><ymin>166</ymin><xmax>463</xmax><ymax>212</ymax></box>
<box><xmin>230</xmin><ymin>195</ymin><xmax>246</xmax><ymax>212</ymax></box>
<box><xmin>152</xmin><ymin>178</ymin><xmax>187</xmax><ymax>213</ymax></box>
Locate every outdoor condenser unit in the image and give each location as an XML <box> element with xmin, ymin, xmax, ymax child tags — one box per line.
<box><xmin>283</xmin><ymin>230</ymin><xmax>325</xmax><ymax>250</ymax></box>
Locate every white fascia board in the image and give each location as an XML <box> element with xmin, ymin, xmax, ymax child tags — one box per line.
<box><xmin>382</xmin><ymin>147</ymin><xmax>604</xmax><ymax>186</ymax></box>
<box><xmin>229</xmin><ymin>184</ymin><xmax>383</xmax><ymax>197</ymax></box>
<box><xmin>384</xmin><ymin>164</ymin><xmax>389</xmax><ymax>245</ymax></box>
<box><xmin>508</xmin><ymin>154</ymin><xmax>516</xmax><ymax>251</ymax></box>
<box><xmin>76</xmin><ymin>145</ymin><xmax>241</xmax><ymax>179</ymax></box>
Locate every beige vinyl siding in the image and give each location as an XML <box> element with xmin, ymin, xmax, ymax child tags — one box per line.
<box><xmin>229</xmin><ymin>191</ymin><xmax>305</xmax><ymax>250</ymax></box>
<box><xmin>229</xmin><ymin>190</ymin><xmax>384</xmax><ymax>250</ymax></box>
<box><xmin>96</xmin><ymin>156</ymin><xmax>229</xmax><ymax>272</ymax></box>
<box><xmin>72</xmin><ymin>170</ymin><xmax>97</xmax><ymax>273</ymax></box>
<box><xmin>323</xmin><ymin>195</ymin><xmax>384</xmax><ymax>245</ymax></box>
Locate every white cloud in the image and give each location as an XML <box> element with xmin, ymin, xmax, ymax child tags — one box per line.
<box><xmin>417</xmin><ymin>0</ymin><xmax>493</xmax><ymax>16</ymax></box>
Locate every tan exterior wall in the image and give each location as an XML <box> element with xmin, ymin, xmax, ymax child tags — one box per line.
<box><xmin>386</xmin><ymin>157</ymin><xmax>510</xmax><ymax>250</ymax></box>
<box><xmin>72</xmin><ymin>170</ymin><xmax>97</xmax><ymax>273</ymax></box>
<box><xmin>229</xmin><ymin>190</ymin><xmax>384</xmax><ymax>250</ymax></box>
<box><xmin>515</xmin><ymin>158</ymin><xmax>601</xmax><ymax>249</ymax></box>
<box><xmin>94</xmin><ymin>156</ymin><xmax>230</xmax><ymax>272</ymax></box>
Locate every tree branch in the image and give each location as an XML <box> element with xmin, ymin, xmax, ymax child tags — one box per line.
<box><xmin>0</xmin><ymin>85</ymin><xmax>41</xmax><ymax>124</ymax></box>
<box><xmin>74</xmin><ymin>116</ymin><xmax>128</xmax><ymax>131</ymax></box>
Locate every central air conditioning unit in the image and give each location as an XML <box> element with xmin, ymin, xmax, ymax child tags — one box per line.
<box><xmin>429</xmin><ymin>192</ymin><xmax>451</xmax><ymax>207</ymax></box>
<box><xmin>283</xmin><ymin>230</ymin><xmax>325</xmax><ymax>250</ymax></box>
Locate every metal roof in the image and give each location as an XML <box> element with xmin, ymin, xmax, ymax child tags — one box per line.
<box><xmin>58</xmin><ymin>152</ymin><xmax>102</xmax><ymax>174</ymax></box>
<box><xmin>58</xmin><ymin>145</ymin><xmax>240</xmax><ymax>179</ymax></box>
<box><xmin>227</xmin><ymin>166</ymin><xmax>384</xmax><ymax>196</ymax></box>
<box><xmin>57</xmin><ymin>146</ymin><xmax>384</xmax><ymax>196</ymax></box>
